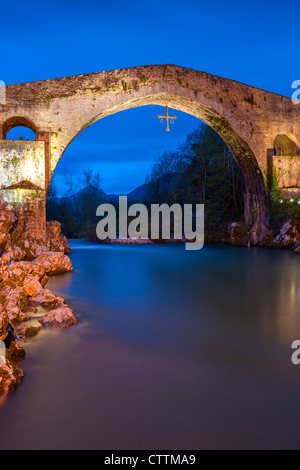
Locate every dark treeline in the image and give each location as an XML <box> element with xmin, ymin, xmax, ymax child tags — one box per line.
<box><xmin>47</xmin><ymin>169</ymin><xmax>104</xmax><ymax>239</ymax></box>
<box><xmin>145</xmin><ymin>124</ymin><xmax>245</xmax><ymax>234</ymax></box>
<box><xmin>47</xmin><ymin>124</ymin><xmax>246</xmax><ymax>239</ymax></box>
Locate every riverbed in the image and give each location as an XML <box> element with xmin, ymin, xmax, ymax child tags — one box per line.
<box><xmin>0</xmin><ymin>241</ymin><xmax>299</xmax><ymax>450</ymax></box>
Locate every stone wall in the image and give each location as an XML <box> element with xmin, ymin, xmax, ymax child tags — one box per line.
<box><xmin>0</xmin><ymin>141</ymin><xmax>45</xmax><ymax>190</ymax></box>
<box><xmin>1</xmin><ymin>65</ymin><xmax>300</xmax><ymax>225</ymax></box>
<box><xmin>273</xmin><ymin>155</ymin><xmax>300</xmax><ymax>198</ymax></box>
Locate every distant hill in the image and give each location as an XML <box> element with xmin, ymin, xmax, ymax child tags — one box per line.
<box><xmin>51</xmin><ymin>172</ymin><xmax>180</xmax><ymax>206</ymax></box>
<box><xmin>52</xmin><ymin>186</ymin><xmax>106</xmax><ymax>205</ymax></box>
<box><xmin>126</xmin><ymin>182</ymin><xmax>152</xmax><ymax>201</ymax></box>
<box><xmin>52</xmin><ymin>182</ymin><xmax>151</xmax><ymax>205</ymax></box>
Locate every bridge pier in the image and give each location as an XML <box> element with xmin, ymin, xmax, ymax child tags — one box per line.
<box><xmin>0</xmin><ymin>188</ymin><xmax>46</xmax><ymax>241</ymax></box>
<box><xmin>0</xmin><ymin>140</ymin><xmax>47</xmax><ymax>242</ymax></box>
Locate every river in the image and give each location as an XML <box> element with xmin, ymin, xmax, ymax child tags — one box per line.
<box><xmin>0</xmin><ymin>241</ymin><xmax>299</xmax><ymax>450</ymax></box>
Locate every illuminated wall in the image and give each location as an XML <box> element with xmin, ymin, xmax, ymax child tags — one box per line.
<box><xmin>0</xmin><ymin>141</ymin><xmax>45</xmax><ymax>190</ymax></box>
<box><xmin>273</xmin><ymin>155</ymin><xmax>300</xmax><ymax>198</ymax></box>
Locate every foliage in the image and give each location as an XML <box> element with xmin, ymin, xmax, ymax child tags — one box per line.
<box><xmin>145</xmin><ymin>124</ymin><xmax>245</xmax><ymax>235</ymax></box>
<box><xmin>46</xmin><ymin>168</ymin><xmax>103</xmax><ymax>238</ymax></box>
<box><xmin>270</xmin><ymin>199</ymin><xmax>300</xmax><ymax>232</ymax></box>
<box><xmin>263</xmin><ymin>163</ymin><xmax>300</xmax><ymax>231</ymax></box>
<box><xmin>244</xmin><ymin>93</ymin><xmax>256</xmax><ymax>106</ymax></box>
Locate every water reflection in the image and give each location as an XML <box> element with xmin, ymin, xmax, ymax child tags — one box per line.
<box><xmin>0</xmin><ymin>242</ymin><xmax>299</xmax><ymax>450</ymax></box>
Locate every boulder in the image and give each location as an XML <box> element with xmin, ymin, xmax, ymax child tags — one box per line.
<box><xmin>11</xmin><ymin>234</ymin><xmax>48</xmax><ymax>261</ymax></box>
<box><xmin>0</xmin><ymin>261</ymin><xmax>47</xmax><ymax>289</ymax></box>
<box><xmin>14</xmin><ymin>324</ymin><xmax>41</xmax><ymax>342</ymax></box>
<box><xmin>0</xmin><ymin>285</ymin><xmax>29</xmax><ymax>323</ymax></box>
<box><xmin>47</xmin><ymin>221</ymin><xmax>72</xmax><ymax>254</ymax></box>
<box><xmin>39</xmin><ymin>306</ymin><xmax>79</xmax><ymax>329</ymax></box>
<box><xmin>7</xmin><ymin>339</ymin><xmax>26</xmax><ymax>360</ymax></box>
<box><xmin>0</xmin><ymin>359</ymin><xmax>24</xmax><ymax>395</ymax></box>
<box><xmin>0</xmin><ymin>305</ymin><xmax>9</xmax><ymax>342</ymax></box>
<box><xmin>293</xmin><ymin>241</ymin><xmax>300</xmax><ymax>254</ymax></box>
<box><xmin>228</xmin><ymin>222</ymin><xmax>250</xmax><ymax>246</ymax></box>
<box><xmin>0</xmin><ymin>260</ymin><xmax>60</xmax><ymax>323</ymax></box>
<box><xmin>272</xmin><ymin>220</ymin><xmax>299</xmax><ymax>249</ymax></box>
<box><xmin>28</xmin><ymin>288</ymin><xmax>66</xmax><ymax>309</ymax></box>
<box><xmin>34</xmin><ymin>252</ymin><xmax>73</xmax><ymax>275</ymax></box>
<box><xmin>249</xmin><ymin>219</ymin><xmax>270</xmax><ymax>246</ymax></box>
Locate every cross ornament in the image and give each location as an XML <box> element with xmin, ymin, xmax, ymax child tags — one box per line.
<box><xmin>157</xmin><ymin>106</ymin><xmax>177</xmax><ymax>132</ymax></box>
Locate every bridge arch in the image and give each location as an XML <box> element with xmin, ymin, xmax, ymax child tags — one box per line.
<box><xmin>3</xmin><ymin>64</ymin><xmax>300</xmax><ymax>240</ymax></box>
<box><xmin>57</xmin><ymin>89</ymin><xmax>267</xmax><ymax>226</ymax></box>
<box><xmin>2</xmin><ymin>116</ymin><xmax>37</xmax><ymax>140</ymax></box>
<box><xmin>274</xmin><ymin>133</ymin><xmax>298</xmax><ymax>156</ymax></box>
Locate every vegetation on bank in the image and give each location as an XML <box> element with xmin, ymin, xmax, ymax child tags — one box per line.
<box><xmin>266</xmin><ymin>167</ymin><xmax>300</xmax><ymax>234</ymax></box>
<box><xmin>144</xmin><ymin>125</ymin><xmax>245</xmax><ymax>237</ymax></box>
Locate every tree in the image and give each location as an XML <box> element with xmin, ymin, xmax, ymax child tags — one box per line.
<box><xmin>145</xmin><ymin>124</ymin><xmax>245</xmax><ymax>236</ymax></box>
<box><xmin>47</xmin><ymin>168</ymin><xmax>104</xmax><ymax>239</ymax></box>
<box><xmin>77</xmin><ymin>168</ymin><xmax>103</xmax><ymax>226</ymax></box>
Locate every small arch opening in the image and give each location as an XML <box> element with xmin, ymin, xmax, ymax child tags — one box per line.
<box><xmin>3</xmin><ymin>117</ymin><xmax>37</xmax><ymax>141</ymax></box>
<box><xmin>274</xmin><ymin>133</ymin><xmax>298</xmax><ymax>156</ymax></box>
<box><xmin>6</xmin><ymin>126</ymin><xmax>36</xmax><ymax>141</ymax></box>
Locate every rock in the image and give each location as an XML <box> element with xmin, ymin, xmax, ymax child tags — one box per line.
<box><xmin>293</xmin><ymin>241</ymin><xmax>300</xmax><ymax>254</ymax></box>
<box><xmin>272</xmin><ymin>220</ymin><xmax>299</xmax><ymax>249</ymax></box>
<box><xmin>0</xmin><ymin>200</ymin><xmax>76</xmax><ymax>395</ymax></box>
<box><xmin>47</xmin><ymin>220</ymin><xmax>61</xmax><ymax>240</ymax></box>
<box><xmin>251</xmin><ymin>223</ymin><xmax>270</xmax><ymax>245</ymax></box>
<box><xmin>14</xmin><ymin>324</ymin><xmax>41</xmax><ymax>342</ymax></box>
<box><xmin>0</xmin><ymin>359</ymin><xmax>24</xmax><ymax>395</ymax></box>
<box><xmin>39</xmin><ymin>306</ymin><xmax>79</xmax><ymax>329</ymax></box>
<box><xmin>0</xmin><ymin>196</ymin><xmax>16</xmax><ymax>257</ymax></box>
<box><xmin>0</xmin><ymin>258</ymin><xmax>69</xmax><ymax>324</ymax></box>
<box><xmin>1</xmin><ymin>286</ymin><xmax>29</xmax><ymax>323</ymax></box>
<box><xmin>28</xmin><ymin>287</ymin><xmax>66</xmax><ymax>309</ymax></box>
<box><xmin>34</xmin><ymin>252</ymin><xmax>73</xmax><ymax>275</ymax></box>
<box><xmin>11</xmin><ymin>234</ymin><xmax>48</xmax><ymax>261</ymax></box>
<box><xmin>0</xmin><ymin>261</ymin><xmax>48</xmax><ymax>288</ymax></box>
<box><xmin>0</xmin><ymin>301</ymin><xmax>25</xmax><ymax>395</ymax></box>
<box><xmin>47</xmin><ymin>221</ymin><xmax>71</xmax><ymax>254</ymax></box>
<box><xmin>23</xmin><ymin>280</ymin><xmax>41</xmax><ymax>298</ymax></box>
<box><xmin>228</xmin><ymin>222</ymin><xmax>250</xmax><ymax>246</ymax></box>
<box><xmin>7</xmin><ymin>339</ymin><xmax>26</xmax><ymax>360</ymax></box>
<box><xmin>0</xmin><ymin>305</ymin><xmax>9</xmax><ymax>342</ymax></box>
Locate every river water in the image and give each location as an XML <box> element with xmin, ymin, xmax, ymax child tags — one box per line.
<box><xmin>0</xmin><ymin>241</ymin><xmax>299</xmax><ymax>450</ymax></box>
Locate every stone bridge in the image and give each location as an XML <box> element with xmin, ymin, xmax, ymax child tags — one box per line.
<box><xmin>0</xmin><ymin>64</ymin><xmax>299</xmax><ymax>240</ymax></box>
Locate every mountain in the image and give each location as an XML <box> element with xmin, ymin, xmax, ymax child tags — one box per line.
<box><xmin>125</xmin><ymin>182</ymin><xmax>151</xmax><ymax>201</ymax></box>
<box><xmin>51</xmin><ymin>172</ymin><xmax>180</xmax><ymax>207</ymax></box>
<box><xmin>53</xmin><ymin>183</ymin><xmax>151</xmax><ymax>205</ymax></box>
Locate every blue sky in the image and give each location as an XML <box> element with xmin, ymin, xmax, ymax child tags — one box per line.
<box><xmin>2</xmin><ymin>0</ymin><xmax>299</xmax><ymax>195</ymax></box>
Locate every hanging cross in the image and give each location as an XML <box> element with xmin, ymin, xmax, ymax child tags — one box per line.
<box><xmin>157</xmin><ymin>106</ymin><xmax>177</xmax><ymax>132</ymax></box>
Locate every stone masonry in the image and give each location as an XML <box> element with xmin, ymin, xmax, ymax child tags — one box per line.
<box><xmin>0</xmin><ymin>64</ymin><xmax>299</xmax><ymax>238</ymax></box>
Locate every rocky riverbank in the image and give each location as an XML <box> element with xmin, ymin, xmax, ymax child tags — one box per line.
<box><xmin>227</xmin><ymin>219</ymin><xmax>300</xmax><ymax>253</ymax></box>
<box><xmin>1</xmin><ymin>194</ymin><xmax>298</xmax><ymax>396</ymax></box>
<box><xmin>0</xmin><ymin>196</ymin><xmax>78</xmax><ymax>396</ymax></box>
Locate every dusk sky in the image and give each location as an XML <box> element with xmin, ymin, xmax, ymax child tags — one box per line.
<box><xmin>2</xmin><ymin>0</ymin><xmax>298</xmax><ymax>195</ymax></box>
